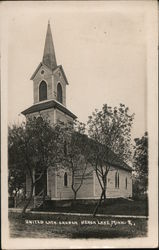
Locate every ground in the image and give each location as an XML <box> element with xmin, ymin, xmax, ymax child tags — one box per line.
<box><xmin>9</xmin><ymin>212</ymin><xmax>148</xmax><ymax>238</ymax></box>
<box><xmin>9</xmin><ymin>198</ymin><xmax>148</xmax><ymax>239</ymax></box>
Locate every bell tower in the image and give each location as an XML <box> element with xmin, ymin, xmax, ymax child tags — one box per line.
<box><xmin>22</xmin><ymin>21</ymin><xmax>76</xmax><ymax>124</ymax></box>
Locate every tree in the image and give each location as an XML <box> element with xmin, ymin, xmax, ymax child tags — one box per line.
<box><xmin>87</xmin><ymin>103</ymin><xmax>134</xmax><ymax>216</ymax></box>
<box><xmin>133</xmin><ymin>132</ymin><xmax>148</xmax><ymax>197</ymax></box>
<box><xmin>60</xmin><ymin>121</ymin><xmax>90</xmax><ymax>202</ymax></box>
<box><xmin>8</xmin><ymin>166</ymin><xmax>25</xmax><ymax>197</ymax></box>
<box><xmin>8</xmin><ymin>117</ymin><xmax>63</xmax><ymax>214</ymax></box>
<box><xmin>8</xmin><ymin>166</ymin><xmax>26</xmax><ymax>207</ymax></box>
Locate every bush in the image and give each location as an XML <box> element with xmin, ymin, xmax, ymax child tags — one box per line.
<box><xmin>9</xmin><ymin>197</ymin><xmax>15</xmax><ymax>208</ymax></box>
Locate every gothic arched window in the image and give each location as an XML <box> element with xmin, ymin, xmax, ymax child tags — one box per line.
<box><xmin>118</xmin><ymin>172</ymin><xmax>120</xmax><ymax>188</ymax></box>
<box><xmin>57</xmin><ymin>83</ymin><xmax>63</xmax><ymax>104</ymax></box>
<box><xmin>125</xmin><ymin>177</ymin><xmax>127</xmax><ymax>189</ymax></box>
<box><xmin>39</xmin><ymin>81</ymin><xmax>47</xmax><ymax>101</ymax></box>
<box><xmin>115</xmin><ymin>172</ymin><xmax>117</xmax><ymax>188</ymax></box>
<box><xmin>64</xmin><ymin>172</ymin><xmax>68</xmax><ymax>187</ymax></box>
<box><xmin>115</xmin><ymin>171</ymin><xmax>119</xmax><ymax>189</ymax></box>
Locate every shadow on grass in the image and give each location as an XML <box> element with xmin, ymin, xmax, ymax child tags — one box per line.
<box><xmin>34</xmin><ymin>198</ymin><xmax>148</xmax><ymax>216</ymax></box>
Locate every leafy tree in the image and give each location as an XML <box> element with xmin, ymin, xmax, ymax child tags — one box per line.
<box><xmin>60</xmin><ymin>121</ymin><xmax>91</xmax><ymax>201</ymax></box>
<box><xmin>8</xmin><ymin>117</ymin><xmax>63</xmax><ymax>214</ymax></box>
<box><xmin>87</xmin><ymin>103</ymin><xmax>134</xmax><ymax>216</ymax></box>
<box><xmin>8</xmin><ymin>168</ymin><xmax>25</xmax><ymax>198</ymax></box>
<box><xmin>8</xmin><ymin>167</ymin><xmax>26</xmax><ymax>207</ymax></box>
<box><xmin>133</xmin><ymin>132</ymin><xmax>148</xmax><ymax>197</ymax></box>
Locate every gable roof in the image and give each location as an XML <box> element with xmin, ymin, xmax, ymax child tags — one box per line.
<box><xmin>30</xmin><ymin>63</ymin><xmax>69</xmax><ymax>85</ymax></box>
<box><xmin>30</xmin><ymin>62</ymin><xmax>52</xmax><ymax>80</ymax></box>
<box><xmin>107</xmin><ymin>150</ymin><xmax>132</xmax><ymax>172</ymax></box>
<box><xmin>87</xmin><ymin>136</ymin><xmax>132</xmax><ymax>172</ymax></box>
<box><xmin>53</xmin><ymin>65</ymin><xmax>69</xmax><ymax>85</ymax></box>
<box><xmin>21</xmin><ymin>99</ymin><xmax>77</xmax><ymax>119</ymax></box>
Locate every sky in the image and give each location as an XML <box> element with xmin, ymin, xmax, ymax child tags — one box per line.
<box><xmin>6</xmin><ymin>1</ymin><xmax>149</xmax><ymax>140</ymax></box>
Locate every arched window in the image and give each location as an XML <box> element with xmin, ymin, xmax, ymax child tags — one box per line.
<box><xmin>64</xmin><ymin>172</ymin><xmax>68</xmax><ymax>187</ymax></box>
<box><xmin>115</xmin><ymin>172</ymin><xmax>118</xmax><ymax>188</ymax></box>
<box><xmin>39</xmin><ymin>81</ymin><xmax>47</xmax><ymax>101</ymax></box>
<box><xmin>115</xmin><ymin>171</ymin><xmax>119</xmax><ymax>189</ymax></box>
<box><xmin>118</xmin><ymin>172</ymin><xmax>120</xmax><ymax>188</ymax></box>
<box><xmin>125</xmin><ymin>177</ymin><xmax>127</xmax><ymax>189</ymax></box>
<box><xmin>57</xmin><ymin>83</ymin><xmax>63</xmax><ymax>104</ymax></box>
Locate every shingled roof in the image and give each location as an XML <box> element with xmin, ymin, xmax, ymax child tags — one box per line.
<box><xmin>21</xmin><ymin>99</ymin><xmax>77</xmax><ymax>119</ymax></box>
<box><xmin>42</xmin><ymin>21</ymin><xmax>57</xmax><ymax>70</ymax></box>
<box><xmin>87</xmin><ymin>136</ymin><xmax>132</xmax><ymax>172</ymax></box>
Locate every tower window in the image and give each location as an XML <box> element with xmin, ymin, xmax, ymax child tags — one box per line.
<box><xmin>115</xmin><ymin>171</ymin><xmax>119</xmax><ymax>189</ymax></box>
<box><xmin>64</xmin><ymin>172</ymin><xmax>68</xmax><ymax>187</ymax></box>
<box><xmin>39</xmin><ymin>81</ymin><xmax>47</xmax><ymax>101</ymax></box>
<box><xmin>57</xmin><ymin>83</ymin><xmax>63</xmax><ymax>104</ymax></box>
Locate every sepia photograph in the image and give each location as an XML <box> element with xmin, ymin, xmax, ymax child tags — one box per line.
<box><xmin>1</xmin><ymin>0</ymin><xmax>158</xmax><ymax>249</ymax></box>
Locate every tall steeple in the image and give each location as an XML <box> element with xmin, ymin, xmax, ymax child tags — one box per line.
<box><xmin>22</xmin><ymin>20</ymin><xmax>77</xmax><ymax>130</ymax></box>
<box><xmin>42</xmin><ymin>21</ymin><xmax>57</xmax><ymax>70</ymax></box>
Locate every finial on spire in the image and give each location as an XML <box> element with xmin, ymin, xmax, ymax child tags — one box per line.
<box><xmin>42</xmin><ymin>22</ymin><xmax>57</xmax><ymax>70</ymax></box>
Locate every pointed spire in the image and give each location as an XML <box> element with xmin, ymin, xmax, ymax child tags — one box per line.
<box><xmin>42</xmin><ymin>21</ymin><xmax>57</xmax><ymax>70</ymax></box>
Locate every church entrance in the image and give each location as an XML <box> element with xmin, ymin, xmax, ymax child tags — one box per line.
<box><xmin>35</xmin><ymin>170</ymin><xmax>47</xmax><ymax>197</ymax></box>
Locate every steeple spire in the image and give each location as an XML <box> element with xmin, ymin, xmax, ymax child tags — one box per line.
<box><xmin>42</xmin><ymin>21</ymin><xmax>57</xmax><ymax>70</ymax></box>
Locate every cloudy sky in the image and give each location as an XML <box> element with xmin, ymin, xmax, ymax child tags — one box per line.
<box><xmin>5</xmin><ymin>1</ymin><xmax>152</xmax><ymax>140</ymax></box>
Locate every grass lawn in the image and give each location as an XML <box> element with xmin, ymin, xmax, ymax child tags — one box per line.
<box><xmin>35</xmin><ymin>198</ymin><xmax>148</xmax><ymax>216</ymax></box>
<box><xmin>9</xmin><ymin>211</ymin><xmax>148</xmax><ymax>239</ymax></box>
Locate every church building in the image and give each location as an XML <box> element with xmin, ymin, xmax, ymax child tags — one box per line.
<box><xmin>22</xmin><ymin>22</ymin><xmax>132</xmax><ymax>204</ymax></box>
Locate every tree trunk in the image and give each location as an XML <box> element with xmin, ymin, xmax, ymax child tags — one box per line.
<box><xmin>103</xmin><ymin>190</ymin><xmax>106</xmax><ymax>202</ymax></box>
<box><xmin>73</xmin><ymin>191</ymin><xmax>77</xmax><ymax>200</ymax></box>
<box><xmin>71</xmin><ymin>190</ymin><xmax>77</xmax><ymax>207</ymax></box>
<box><xmin>42</xmin><ymin>182</ymin><xmax>47</xmax><ymax>209</ymax></box>
<box><xmin>22</xmin><ymin>182</ymin><xmax>34</xmax><ymax>215</ymax></box>
<box><xmin>103</xmin><ymin>180</ymin><xmax>107</xmax><ymax>203</ymax></box>
<box><xmin>93</xmin><ymin>189</ymin><xmax>105</xmax><ymax>217</ymax></box>
<box><xmin>14</xmin><ymin>190</ymin><xmax>18</xmax><ymax>208</ymax></box>
<box><xmin>102</xmin><ymin>174</ymin><xmax>107</xmax><ymax>204</ymax></box>
<box><xmin>14</xmin><ymin>196</ymin><xmax>17</xmax><ymax>208</ymax></box>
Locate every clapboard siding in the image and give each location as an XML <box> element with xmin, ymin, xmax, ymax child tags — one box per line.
<box><xmin>33</xmin><ymin>65</ymin><xmax>53</xmax><ymax>104</ymax></box>
<box><xmin>56</xmin><ymin>109</ymin><xmax>74</xmax><ymax>124</ymax></box>
<box><xmin>56</xmin><ymin>171</ymin><xmax>73</xmax><ymax>199</ymax></box>
<box><xmin>94</xmin><ymin>167</ymin><xmax>132</xmax><ymax>198</ymax></box>
<box><xmin>54</xmin><ymin>69</ymin><xmax>66</xmax><ymax>106</ymax></box>
<box><xmin>26</xmin><ymin>108</ymin><xmax>56</xmax><ymax>125</ymax></box>
<box><xmin>47</xmin><ymin>167</ymin><xmax>56</xmax><ymax>198</ymax></box>
<box><xmin>26</xmin><ymin>165</ymin><xmax>132</xmax><ymax>200</ymax></box>
<box><xmin>33</xmin><ymin>65</ymin><xmax>67</xmax><ymax>106</ymax></box>
<box><xmin>26</xmin><ymin>173</ymin><xmax>32</xmax><ymax>198</ymax></box>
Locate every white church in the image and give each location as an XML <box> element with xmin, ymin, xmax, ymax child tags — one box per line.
<box><xmin>22</xmin><ymin>22</ymin><xmax>132</xmax><ymax>203</ymax></box>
